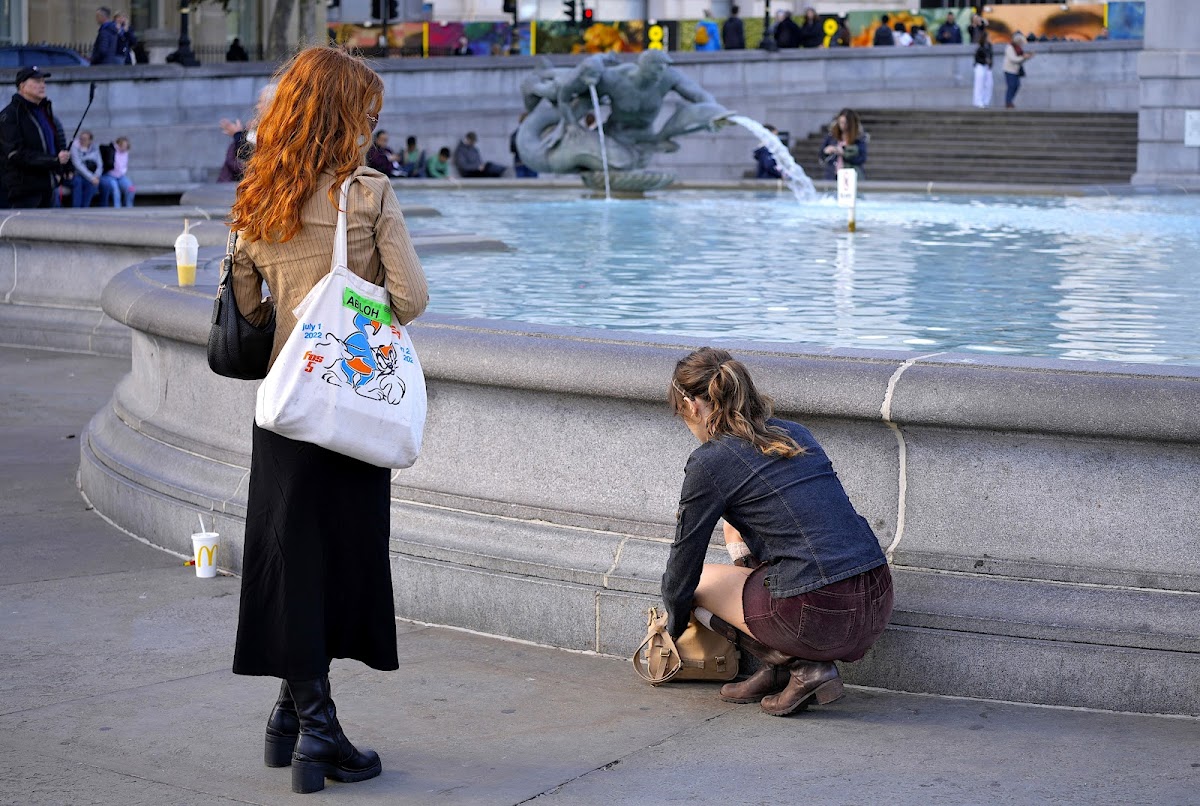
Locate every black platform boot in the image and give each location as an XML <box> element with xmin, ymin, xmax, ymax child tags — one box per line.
<box><xmin>707</xmin><ymin>614</ymin><xmax>798</xmax><ymax>704</ymax></box>
<box><xmin>288</xmin><ymin>676</ymin><xmax>382</xmax><ymax>794</ymax></box>
<box><xmin>264</xmin><ymin>680</ymin><xmax>299</xmax><ymax>767</ymax></box>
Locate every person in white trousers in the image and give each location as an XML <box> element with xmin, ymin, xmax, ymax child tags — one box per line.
<box><xmin>973</xmin><ymin>31</ymin><xmax>994</xmax><ymax>108</ymax></box>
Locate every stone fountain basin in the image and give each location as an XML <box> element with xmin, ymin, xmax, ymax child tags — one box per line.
<box><xmin>77</xmin><ymin>247</ymin><xmax>1200</xmax><ymax>716</ymax></box>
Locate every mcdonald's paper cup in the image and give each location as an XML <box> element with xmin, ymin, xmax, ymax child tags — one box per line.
<box><xmin>191</xmin><ymin>532</ymin><xmax>220</xmax><ymax>578</ymax></box>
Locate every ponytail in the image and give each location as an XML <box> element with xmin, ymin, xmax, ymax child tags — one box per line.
<box><xmin>669</xmin><ymin>348</ymin><xmax>803</xmax><ymax>458</ymax></box>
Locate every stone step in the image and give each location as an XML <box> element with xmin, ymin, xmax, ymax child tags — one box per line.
<box><xmin>849</xmin><ymin>153</ymin><xmax>1136</xmax><ymax>167</ymax></box>
<box><xmin>795</xmin><ymin>160</ymin><xmax>1135</xmax><ymax>181</ymax></box>
<box><xmin>859</xmin><ymin>117</ymin><xmax>1138</xmax><ymax>127</ymax></box>
<box><xmin>868</xmin><ymin>137</ymin><xmax>1137</xmax><ymax>148</ymax></box>
<box><xmin>864</xmin><ymin>173</ymin><xmax>1134</xmax><ymax>184</ymax></box>
<box><xmin>385</xmin><ymin>502</ymin><xmax>1200</xmax><ymax>715</ymax></box>
<box><xmin>860</xmin><ymin>121</ymin><xmax>1139</xmax><ymax>134</ymax></box>
<box><xmin>791</xmin><ymin>109</ymin><xmax>1137</xmax><ymax>186</ymax></box>
<box><xmin>839</xmin><ymin>157</ymin><xmax>1138</xmax><ymax>171</ymax></box>
<box><xmin>855</xmin><ymin>109</ymin><xmax>1139</xmax><ymax>122</ymax></box>
<box><xmin>798</xmin><ymin>148</ymin><xmax>1135</xmax><ymax>159</ymax></box>
<box><xmin>795</xmin><ymin>136</ymin><xmax>1138</xmax><ymax>152</ymax></box>
<box><xmin>861</xmin><ymin>119</ymin><xmax>1139</xmax><ymax>128</ymax></box>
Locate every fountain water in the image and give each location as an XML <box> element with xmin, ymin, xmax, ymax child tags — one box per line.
<box><xmin>588</xmin><ymin>84</ymin><xmax>612</xmax><ymax>201</ymax></box>
<box><xmin>728</xmin><ymin>115</ymin><xmax>818</xmax><ymax>202</ymax></box>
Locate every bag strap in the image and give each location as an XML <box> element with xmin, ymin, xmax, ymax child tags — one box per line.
<box><xmin>334</xmin><ymin>173</ymin><xmax>390</xmax><ymax>291</ymax></box>
<box><xmin>632</xmin><ymin>607</ymin><xmax>682</xmax><ymax>685</ymax></box>
<box><xmin>217</xmin><ymin>228</ymin><xmax>237</xmax><ymax>286</ymax></box>
<box><xmin>333</xmin><ymin>176</ymin><xmax>352</xmax><ymax>271</ymax></box>
<box><xmin>211</xmin><ymin>228</ymin><xmax>239</xmax><ymax>324</ymax></box>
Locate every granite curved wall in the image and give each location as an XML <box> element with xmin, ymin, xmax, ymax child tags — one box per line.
<box><xmin>0</xmin><ymin>203</ymin><xmax>466</xmax><ymax>357</ymax></box>
<box><xmin>80</xmin><ymin>254</ymin><xmax>1200</xmax><ymax>715</ymax></box>
<box><xmin>0</xmin><ymin>208</ymin><xmax>231</xmax><ymax>355</ymax></box>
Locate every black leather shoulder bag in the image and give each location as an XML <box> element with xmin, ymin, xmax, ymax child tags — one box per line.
<box><xmin>207</xmin><ymin>229</ymin><xmax>276</xmax><ymax>380</ymax></box>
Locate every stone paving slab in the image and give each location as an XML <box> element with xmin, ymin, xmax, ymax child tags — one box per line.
<box><xmin>535</xmin><ymin>687</ymin><xmax>1200</xmax><ymax>806</ymax></box>
<box><xmin>2</xmin><ymin>346</ymin><xmax>1198</xmax><ymax>806</ymax></box>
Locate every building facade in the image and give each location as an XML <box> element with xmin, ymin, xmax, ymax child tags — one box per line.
<box><xmin>6</xmin><ymin>1</ymin><xmax>1123</xmax><ymax>59</ymax></box>
<box><xmin>7</xmin><ymin>0</ymin><xmax>285</xmax><ymax>62</ymax></box>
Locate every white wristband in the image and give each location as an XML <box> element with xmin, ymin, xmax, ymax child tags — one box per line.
<box><xmin>727</xmin><ymin>541</ymin><xmax>752</xmax><ymax>563</ymax></box>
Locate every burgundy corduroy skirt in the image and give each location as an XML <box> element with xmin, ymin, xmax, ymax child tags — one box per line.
<box><xmin>742</xmin><ymin>563</ymin><xmax>893</xmax><ymax>663</ymax></box>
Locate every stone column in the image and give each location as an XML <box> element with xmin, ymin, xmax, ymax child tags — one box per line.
<box><xmin>1133</xmin><ymin>0</ymin><xmax>1200</xmax><ymax>187</ymax></box>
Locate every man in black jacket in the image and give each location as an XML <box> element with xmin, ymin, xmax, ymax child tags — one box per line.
<box><xmin>0</xmin><ymin>67</ymin><xmax>70</xmax><ymax>208</ymax></box>
<box><xmin>936</xmin><ymin>12</ymin><xmax>963</xmax><ymax>45</ymax></box>
<box><xmin>452</xmin><ymin>132</ymin><xmax>505</xmax><ymax>178</ymax></box>
<box><xmin>873</xmin><ymin>15</ymin><xmax>895</xmax><ymax>46</ymax></box>
<box><xmin>91</xmin><ymin>7</ymin><xmax>123</xmax><ymax>65</ymax></box>
<box><xmin>773</xmin><ymin>11</ymin><xmax>802</xmax><ymax>49</ymax></box>
<box><xmin>721</xmin><ymin>5</ymin><xmax>745</xmax><ymax>50</ymax></box>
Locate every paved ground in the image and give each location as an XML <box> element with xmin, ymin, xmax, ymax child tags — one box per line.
<box><xmin>1</xmin><ymin>346</ymin><xmax>1197</xmax><ymax>806</ymax></box>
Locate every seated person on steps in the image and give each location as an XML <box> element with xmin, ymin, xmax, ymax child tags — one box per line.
<box><xmin>69</xmin><ymin>130</ymin><xmax>102</xmax><ymax>207</ymax></box>
<box><xmin>452</xmin><ymin>132</ymin><xmax>506</xmax><ymax>178</ymax></box>
<box><xmin>366</xmin><ymin>130</ymin><xmax>404</xmax><ymax>178</ymax></box>
<box><xmin>98</xmin><ymin>136</ymin><xmax>134</xmax><ymax>207</ymax></box>
<box><xmin>425</xmin><ymin>147</ymin><xmax>452</xmax><ymax>179</ymax></box>
<box><xmin>400</xmin><ymin>136</ymin><xmax>426</xmax><ymax>177</ymax></box>
<box><xmin>754</xmin><ymin>124</ymin><xmax>783</xmax><ymax>179</ymax></box>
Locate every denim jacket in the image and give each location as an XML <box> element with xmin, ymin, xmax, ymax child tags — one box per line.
<box><xmin>661</xmin><ymin>418</ymin><xmax>886</xmax><ymax>638</ymax></box>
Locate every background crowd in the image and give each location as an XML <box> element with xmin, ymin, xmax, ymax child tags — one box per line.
<box><xmin>0</xmin><ymin>66</ymin><xmax>135</xmax><ymax>209</ymax></box>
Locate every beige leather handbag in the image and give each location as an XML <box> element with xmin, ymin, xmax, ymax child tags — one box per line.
<box><xmin>633</xmin><ymin>607</ymin><xmax>740</xmax><ymax>685</ymax></box>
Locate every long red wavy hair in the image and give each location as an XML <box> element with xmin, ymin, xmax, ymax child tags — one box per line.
<box><xmin>229</xmin><ymin>47</ymin><xmax>383</xmax><ymax>243</ymax></box>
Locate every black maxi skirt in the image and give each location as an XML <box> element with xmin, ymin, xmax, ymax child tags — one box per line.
<box><xmin>233</xmin><ymin>423</ymin><xmax>399</xmax><ymax>679</ymax></box>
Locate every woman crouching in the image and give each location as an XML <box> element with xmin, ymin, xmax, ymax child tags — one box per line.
<box><xmin>662</xmin><ymin>347</ymin><xmax>893</xmax><ymax>715</ymax></box>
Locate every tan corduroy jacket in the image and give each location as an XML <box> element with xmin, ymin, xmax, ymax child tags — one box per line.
<box><xmin>232</xmin><ymin>166</ymin><xmax>429</xmax><ymax>368</ymax></box>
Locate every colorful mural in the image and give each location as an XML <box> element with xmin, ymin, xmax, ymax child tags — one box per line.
<box><xmin>325</xmin><ymin>2</ymin><xmax>1142</xmax><ymax>58</ymax></box>
<box><xmin>979</xmin><ymin>3</ymin><xmax>1105</xmax><ymax>43</ymax></box>
<box><xmin>845</xmin><ymin>8</ymin><xmax>964</xmax><ymax>47</ymax></box>
<box><xmin>1105</xmin><ymin>1</ymin><xmax>1145</xmax><ymax>40</ymax></box>
<box><xmin>536</xmin><ymin>21</ymin><xmax>646</xmax><ymax>54</ymax></box>
<box><xmin>846</xmin><ymin>3</ymin><xmax>1139</xmax><ymax>46</ymax></box>
<box><xmin>673</xmin><ymin>14</ymin><xmax>797</xmax><ymax>51</ymax></box>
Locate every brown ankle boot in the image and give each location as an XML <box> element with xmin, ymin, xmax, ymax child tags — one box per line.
<box><xmin>760</xmin><ymin>661</ymin><xmax>843</xmax><ymax>717</ymax></box>
<box><xmin>720</xmin><ymin>664</ymin><xmax>791</xmax><ymax>703</ymax></box>
<box><xmin>708</xmin><ymin>614</ymin><xmax>797</xmax><ymax>703</ymax></box>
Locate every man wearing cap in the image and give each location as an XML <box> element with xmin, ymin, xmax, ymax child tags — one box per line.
<box><xmin>0</xmin><ymin>67</ymin><xmax>70</xmax><ymax>208</ymax></box>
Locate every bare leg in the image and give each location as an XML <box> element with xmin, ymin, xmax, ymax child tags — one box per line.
<box><xmin>694</xmin><ymin>563</ymin><xmax>753</xmax><ymax>634</ymax></box>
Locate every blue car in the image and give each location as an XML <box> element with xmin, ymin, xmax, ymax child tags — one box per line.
<box><xmin>0</xmin><ymin>45</ymin><xmax>89</xmax><ymax>67</ymax></box>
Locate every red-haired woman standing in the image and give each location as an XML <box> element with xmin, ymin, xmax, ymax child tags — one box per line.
<box><xmin>663</xmin><ymin>348</ymin><xmax>892</xmax><ymax>716</ymax></box>
<box><xmin>227</xmin><ymin>47</ymin><xmax>428</xmax><ymax>794</ymax></box>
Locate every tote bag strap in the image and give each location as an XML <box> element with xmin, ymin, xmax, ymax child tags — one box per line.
<box><xmin>334</xmin><ymin>173</ymin><xmax>389</xmax><ymax>290</ymax></box>
<box><xmin>332</xmin><ymin>176</ymin><xmax>352</xmax><ymax>272</ymax></box>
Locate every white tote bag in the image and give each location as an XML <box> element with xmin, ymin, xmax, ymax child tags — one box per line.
<box><xmin>255</xmin><ymin>178</ymin><xmax>426</xmax><ymax>469</ymax></box>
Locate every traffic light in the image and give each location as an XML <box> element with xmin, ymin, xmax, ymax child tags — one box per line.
<box><xmin>581</xmin><ymin>6</ymin><xmax>593</xmax><ymax>24</ymax></box>
<box><xmin>503</xmin><ymin>0</ymin><xmax>516</xmax><ymax>12</ymax></box>
<box><xmin>563</xmin><ymin>0</ymin><xmax>576</xmax><ymax>22</ymax></box>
